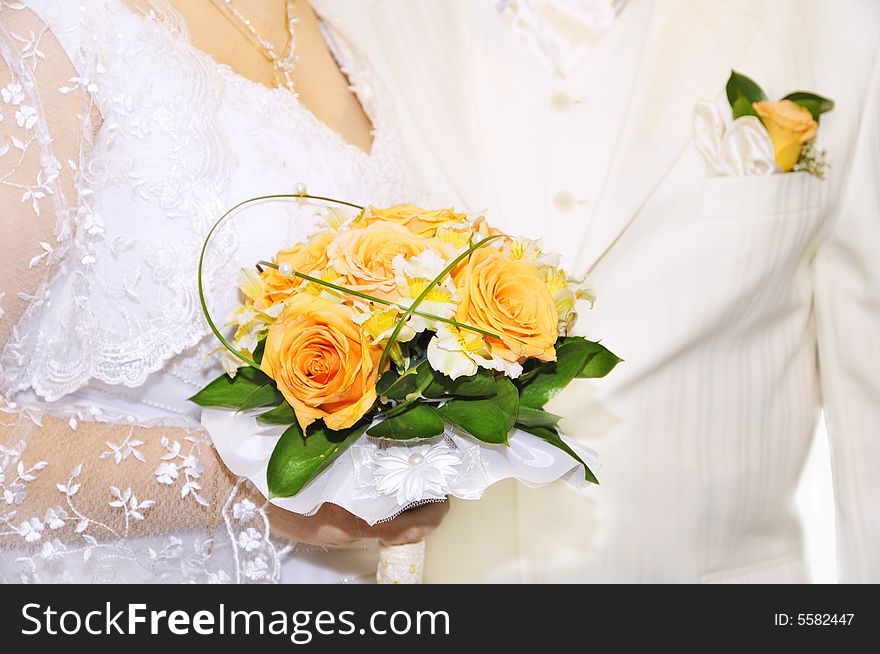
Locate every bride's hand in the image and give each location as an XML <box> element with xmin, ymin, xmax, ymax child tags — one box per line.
<box><xmin>266</xmin><ymin>500</ymin><xmax>450</xmax><ymax>548</ymax></box>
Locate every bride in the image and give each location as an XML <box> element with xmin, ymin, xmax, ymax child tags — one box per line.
<box><xmin>0</xmin><ymin>0</ymin><xmax>447</xmax><ymax>583</ymax></box>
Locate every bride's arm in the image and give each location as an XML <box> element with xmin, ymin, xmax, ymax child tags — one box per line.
<box><xmin>0</xmin><ymin>7</ymin><xmax>237</xmax><ymax>546</ymax></box>
<box><xmin>0</xmin><ymin>6</ymin><xmax>91</xmax><ymax>346</ymax></box>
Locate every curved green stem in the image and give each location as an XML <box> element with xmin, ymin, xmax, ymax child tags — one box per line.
<box><xmin>378</xmin><ymin>235</ymin><xmax>505</xmax><ymax>371</ymax></box>
<box><xmin>198</xmin><ymin>192</ymin><xmax>365</xmax><ymax>369</ymax></box>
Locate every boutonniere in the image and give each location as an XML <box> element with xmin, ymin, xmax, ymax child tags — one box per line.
<box><xmin>725</xmin><ymin>71</ymin><xmax>834</xmax><ymax>177</ymax></box>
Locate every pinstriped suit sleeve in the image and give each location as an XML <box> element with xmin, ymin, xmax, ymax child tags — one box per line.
<box><xmin>814</xmin><ymin>50</ymin><xmax>880</xmax><ymax>583</ymax></box>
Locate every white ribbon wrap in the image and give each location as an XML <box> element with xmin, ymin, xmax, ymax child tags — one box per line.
<box><xmin>202</xmin><ymin>408</ymin><xmax>600</xmax><ymax>582</ymax></box>
<box><xmin>202</xmin><ymin>408</ymin><xmax>598</xmax><ymax>524</ymax></box>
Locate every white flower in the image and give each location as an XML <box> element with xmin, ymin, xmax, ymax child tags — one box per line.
<box><xmin>212</xmin><ymin>347</ymin><xmax>246</xmax><ymax>377</ymax></box>
<box><xmin>238</xmin><ymin>527</ymin><xmax>263</xmax><ymax>552</ymax></box>
<box><xmin>223</xmin><ymin>275</ymin><xmax>280</xmax><ymax>356</ymax></box>
<box><xmin>351</xmin><ymin>304</ymin><xmax>417</xmax><ymax>344</ymax></box>
<box><xmin>541</xmin><ymin>266</ymin><xmax>595</xmax><ymax>335</ymax></box>
<box><xmin>15</xmin><ymin>105</ymin><xmax>37</xmax><ymax>129</ymax></box>
<box><xmin>1</xmin><ymin>82</ymin><xmax>24</xmax><ymax>105</ymax></box>
<box><xmin>393</xmin><ymin>249</ymin><xmax>447</xmax><ymax>282</ymax></box>
<box><xmin>507</xmin><ymin>237</ymin><xmax>557</xmax><ymax>268</ymax></box>
<box><xmin>182</xmin><ymin>455</ymin><xmax>203</xmax><ymax>478</ymax></box>
<box><xmin>80</xmin><ymin>210</ymin><xmax>105</xmax><ymax>236</ymax></box>
<box><xmin>373</xmin><ymin>443</ymin><xmax>462</xmax><ymax>505</ymax></box>
<box><xmin>232</xmin><ymin>499</ymin><xmax>257</xmax><ymax>522</ymax></box>
<box><xmin>427</xmin><ymin>324</ymin><xmax>522</xmax><ymax>380</ymax></box>
<box><xmin>154</xmin><ymin>461</ymin><xmax>179</xmax><ymax>485</ymax></box>
<box><xmin>40</xmin><ymin>154</ymin><xmax>61</xmax><ymax>184</ymax></box>
<box><xmin>0</xmin><ymin>291</ymin><xmax>5</xmax><ymax>319</ymax></box>
<box><xmin>43</xmin><ymin>507</ymin><xmax>67</xmax><ymax>530</ymax></box>
<box><xmin>237</xmin><ymin>267</ymin><xmax>266</xmax><ymax>303</ymax></box>
<box><xmin>4</xmin><ymin>483</ymin><xmax>26</xmax><ymax>505</ymax></box>
<box><xmin>19</xmin><ymin>517</ymin><xmax>44</xmax><ymax>543</ymax></box>
<box><xmin>242</xmin><ymin>557</ymin><xmax>269</xmax><ymax>581</ymax></box>
<box><xmin>39</xmin><ymin>540</ymin><xmax>66</xmax><ymax>562</ymax></box>
<box><xmin>390</xmin><ymin>251</ymin><xmax>458</xmax><ymax>335</ymax></box>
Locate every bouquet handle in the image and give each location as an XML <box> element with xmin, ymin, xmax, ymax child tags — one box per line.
<box><xmin>376</xmin><ymin>540</ymin><xmax>426</xmax><ymax>584</ymax></box>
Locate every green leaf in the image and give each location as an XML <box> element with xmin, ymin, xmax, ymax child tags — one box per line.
<box><xmin>376</xmin><ymin>361</ymin><xmax>433</xmax><ymax>400</ymax></box>
<box><xmin>367</xmin><ymin>403</ymin><xmax>445</xmax><ymax>440</ymax></box>
<box><xmin>252</xmin><ymin>335</ymin><xmax>267</xmax><ymax>365</ymax></box>
<box><xmin>517</xmin><ymin>339</ymin><xmax>592</xmax><ymax>409</ymax></box>
<box><xmin>783</xmin><ymin>91</ymin><xmax>835</xmax><ymax>122</ymax></box>
<box><xmin>515</xmin><ymin>406</ymin><xmax>563</xmax><ymax>429</ymax></box>
<box><xmin>256</xmin><ymin>400</ymin><xmax>297</xmax><ymax>426</ymax></box>
<box><xmin>188</xmin><ymin>367</ymin><xmax>281</xmax><ymax>410</ymax></box>
<box><xmin>423</xmin><ymin>368</ymin><xmax>498</xmax><ymax>399</ymax></box>
<box><xmin>571</xmin><ymin>339</ymin><xmax>623</xmax><ymax>379</ymax></box>
<box><xmin>732</xmin><ymin>95</ymin><xmax>757</xmax><ymax>119</ymax></box>
<box><xmin>267</xmin><ymin>421</ymin><xmax>367</xmax><ymax>498</ymax></box>
<box><xmin>437</xmin><ymin>377</ymin><xmax>519</xmax><ymax>445</ymax></box>
<box><xmin>238</xmin><ymin>382</ymin><xmax>283</xmax><ymax>411</ymax></box>
<box><xmin>726</xmin><ymin>70</ymin><xmax>766</xmax><ymax>119</ymax></box>
<box><xmin>521</xmin><ymin>425</ymin><xmax>599</xmax><ymax>485</ymax></box>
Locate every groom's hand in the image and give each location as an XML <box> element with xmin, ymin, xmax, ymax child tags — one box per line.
<box><xmin>266</xmin><ymin>500</ymin><xmax>449</xmax><ymax>548</ymax></box>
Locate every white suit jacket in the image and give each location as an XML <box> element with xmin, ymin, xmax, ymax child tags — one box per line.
<box><xmin>316</xmin><ymin>0</ymin><xmax>880</xmax><ymax>582</ymax></box>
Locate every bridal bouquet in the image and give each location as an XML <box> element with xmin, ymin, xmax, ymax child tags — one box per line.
<box><xmin>192</xmin><ymin>193</ymin><xmax>620</xmax><ymax>583</ymax></box>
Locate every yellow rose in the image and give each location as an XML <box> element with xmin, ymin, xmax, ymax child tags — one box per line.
<box><xmin>454</xmin><ymin>247</ymin><xmax>558</xmax><ymax>363</ymax></box>
<box><xmin>361</xmin><ymin>204</ymin><xmax>468</xmax><ymax>238</ymax></box>
<box><xmin>260</xmin><ymin>231</ymin><xmax>335</xmax><ymax>307</ymax></box>
<box><xmin>260</xmin><ymin>294</ymin><xmax>384</xmax><ymax>431</ymax></box>
<box><xmin>329</xmin><ymin>221</ymin><xmax>436</xmax><ymax>300</ymax></box>
<box><xmin>753</xmin><ymin>99</ymin><xmax>818</xmax><ymax>172</ymax></box>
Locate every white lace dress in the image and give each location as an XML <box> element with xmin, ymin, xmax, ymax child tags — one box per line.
<box><xmin>0</xmin><ymin>0</ymin><xmax>417</xmax><ymax>583</ymax></box>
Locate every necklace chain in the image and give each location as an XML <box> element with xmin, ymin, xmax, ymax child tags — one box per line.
<box><xmin>211</xmin><ymin>0</ymin><xmax>299</xmax><ymax>91</ymax></box>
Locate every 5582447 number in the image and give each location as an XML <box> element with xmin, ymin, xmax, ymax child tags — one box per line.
<box><xmin>774</xmin><ymin>613</ymin><xmax>854</xmax><ymax>626</ymax></box>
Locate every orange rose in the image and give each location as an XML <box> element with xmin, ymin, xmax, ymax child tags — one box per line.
<box><xmin>753</xmin><ymin>99</ymin><xmax>818</xmax><ymax>172</ymax></box>
<box><xmin>260</xmin><ymin>294</ymin><xmax>384</xmax><ymax>431</ymax></box>
<box><xmin>260</xmin><ymin>231</ymin><xmax>334</xmax><ymax>307</ymax></box>
<box><xmin>329</xmin><ymin>221</ymin><xmax>436</xmax><ymax>300</ymax></box>
<box><xmin>360</xmin><ymin>204</ymin><xmax>467</xmax><ymax>238</ymax></box>
<box><xmin>454</xmin><ymin>247</ymin><xmax>558</xmax><ymax>363</ymax></box>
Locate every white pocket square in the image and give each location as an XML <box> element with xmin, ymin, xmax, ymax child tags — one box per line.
<box><xmin>693</xmin><ymin>100</ymin><xmax>779</xmax><ymax>177</ymax></box>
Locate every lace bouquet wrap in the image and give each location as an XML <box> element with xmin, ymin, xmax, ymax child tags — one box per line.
<box><xmin>193</xmin><ymin>193</ymin><xmax>621</xmax><ymax>583</ymax></box>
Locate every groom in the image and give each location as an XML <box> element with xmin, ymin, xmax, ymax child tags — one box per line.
<box><xmin>317</xmin><ymin>0</ymin><xmax>880</xmax><ymax>582</ymax></box>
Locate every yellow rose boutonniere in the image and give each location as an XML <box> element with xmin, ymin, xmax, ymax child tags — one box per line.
<box><xmin>726</xmin><ymin>71</ymin><xmax>834</xmax><ymax>176</ymax></box>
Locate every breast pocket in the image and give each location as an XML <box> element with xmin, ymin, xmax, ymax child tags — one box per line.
<box><xmin>701</xmin><ymin>172</ymin><xmax>825</xmax><ymax>220</ymax></box>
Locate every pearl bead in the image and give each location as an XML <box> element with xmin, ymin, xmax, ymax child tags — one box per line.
<box><xmin>278</xmin><ymin>262</ymin><xmax>293</xmax><ymax>277</ymax></box>
<box><xmin>408</xmin><ymin>453</ymin><xmax>425</xmax><ymax>467</ymax></box>
<box><xmin>295</xmin><ymin>182</ymin><xmax>308</xmax><ymax>196</ymax></box>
